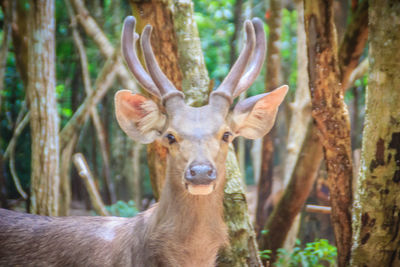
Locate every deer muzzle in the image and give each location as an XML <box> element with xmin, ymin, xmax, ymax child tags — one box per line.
<box><xmin>184</xmin><ymin>162</ymin><xmax>217</xmax><ymax>195</ymax></box>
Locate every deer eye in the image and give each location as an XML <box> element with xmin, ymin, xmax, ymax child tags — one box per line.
<box><xmin>165</xmin><ymin>133</ymin><xmax>177</xmax><ymax>145</ymax></box>
<box><xmin>222</xmin><ymin>132</ymin><xmax>232</xmax><ymax>142</ymax></box>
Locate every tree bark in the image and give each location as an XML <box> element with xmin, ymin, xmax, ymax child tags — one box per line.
<box><xmin>304</xmin><ymin>1</ymin><xmax>353</xmax><ymax>266</ymax></box>
<box><xmin>351</xmin><ymin>1</ymin><xmax>400</xmax><ymax>266</ymax></box>
<box><xmin>26</xmin><ymin>0</ymin><xmax>60</xmax><ymax>216</ymax></box>
<box><xmin>255</xmin><ymin>0</ymin><xmax>282</xmax><ymax>236</ymax></box>
<box><xmin>172</xmin><ymin>0</ymin><xmax>210</xmax><ymax>107</ymax></box>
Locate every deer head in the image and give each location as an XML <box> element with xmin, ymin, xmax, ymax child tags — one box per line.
<box><xmin>115</xmin><ymin>16</ymin><xmax>287</xmax><ymax>196</ymax></box>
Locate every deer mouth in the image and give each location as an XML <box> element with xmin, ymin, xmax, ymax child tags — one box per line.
<box><xmin>185</xmin><ymin>183</ymin><xmax>216</xmax><ymax>195</ymax></box>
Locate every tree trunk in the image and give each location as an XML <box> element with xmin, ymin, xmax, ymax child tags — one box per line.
<box><xmin>0</xmin><ymin>0</ymin><xmax>12</xmax><ymax>208</ymax></box>
<box><xmin>304</xmin><ymin>1</ymin><xmax>353</xmax><ymax>266</ymax></box>
<box><xmin>0</xmin><ymin>0</ymin><xmax>11</xmax><ymax>113</ymax></box>
<box><xmin>131</xmin><ymin>143</ymin><xmax>143</xmax><ymax>210</ymax></box>
<box><xmin>260</xmin><ymin>0</ymin><xmax>368</xmax><ymax>262</ymax></box>
<box><xmin>261</xmin><ymin>121</ymin><xmax>323</xmax><ymax>263</ymax></box>
<box><xmin>280</xmin><ymin>0</ymin><xmax>312</xmax><ymax>252</ymax></box>
<box><xmin>130</xmin><ymin>1</ymin><xmax>262</xmax><ymax>265</ymax></box>
<box><xmin>351</xmin><ymin>1</ymin><xmax>400</xmax><ymax>266</ymax></box>
<box><xmin>173</xmin><ymin>1</ymin><xmax>261</xmax><ymax>265</ymax></box>
<box><xmin>26</xmin><ymin>0</ymin><xmax>60</xmax><ymax>216</ymax></box>
<box><xmin>218</xmin><ymin>146</ymin><xmax>262</xmax><ymax>267</ymax></box>
<box><xmin>172</xmin><ymin>0</ymin><xmax>209</xmax><ymax>107</ymax></box>
<box><xmin>130</xmin><ymin>0</ymin><xmax>183</xmax><ymax>200</ymax></box>
<box><xmin>339</xmin><ymin>0</ymin><xmax>368</xmax><ymax>89</ymax></box>
<box><xmin>10</xmin><ymin>0</ymin><xmax>28</xmax><ymax>87</ymax></box>
<box><xmin>255</xmin><ymin>0</ymin><xmax>283</xmax><ymax>236</ymax></box>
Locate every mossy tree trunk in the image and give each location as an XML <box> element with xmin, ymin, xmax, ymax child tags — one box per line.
<box><xmin>130</xmin><ymin>1</ymin><xmax>262</xmax><ymax>265</ymax></box>
<box><xmin>26</xmin><ymin>0</ymin><xmax>60</xmax><ymax>216</ymax></box>
<box><xmin>172</xmin><ymin>1</ymin><xmax>261</xmax><ymax>265</ymax></box>
<box><xmin>304</xmin><ymin>1</ymin><xmax>353</xmax><ymax>266</ymax></box>
<box><xmin>351</xmin><ymin>1</ymin><xmax>400</xmax><ymax>266</ymax></box>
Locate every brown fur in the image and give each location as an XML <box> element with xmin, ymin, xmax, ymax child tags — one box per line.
<box><xmin>0</xmin><ymin>85</ymin><xmax>287</xmax><ymax>267</ymax></box>
<box><xmin>0</xmin><ymin>101</ymin><xmax>230</xmax><ymax>267</ymax></box>
<box><xmin>0</xmin><ymin>169</ymin><xmax>227</xmax><ymax>266</ymax></box>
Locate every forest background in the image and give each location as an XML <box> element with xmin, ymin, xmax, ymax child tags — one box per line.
<box><xmin>0</xmin><ymin>0</ymin><xmax>398</xmax><ymax>266</ymax></box>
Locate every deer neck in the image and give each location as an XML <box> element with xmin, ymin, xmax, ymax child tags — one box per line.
<box><xmin>147</xmin><ymin>159</ymin><xmax>228</xmax><ymax>251</ymax></box>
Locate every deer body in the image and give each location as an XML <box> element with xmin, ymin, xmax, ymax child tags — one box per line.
<box><xmin>0</xmin><ymin>16</ymin><xmax>287</xmax><ymax>266</ymax></box>
<box><xmin>0</xmin><ymin>176</ymin><xmax>226</xmax><ymax>266</ymax></box>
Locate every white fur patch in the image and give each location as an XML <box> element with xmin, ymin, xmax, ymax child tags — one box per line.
<box><xmin>137</xmin><ymin>100</ymin><xmax>166</xmax><ymax>134</ymax></box>
<box><xmin>96</xmin><ymin>221</ymin><xmax>122</xmax><ymax>242</ymax></box>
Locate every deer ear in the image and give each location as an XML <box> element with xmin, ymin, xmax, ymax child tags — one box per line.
<box><xmin>230</xmin><ymin>85</ymin><xmax>288</xmax><ymax>139</ymax></box>
<box><xmin>115</xmin><ymin>90</ymin><xmax>167</xmax><ymax>144</ymax></box>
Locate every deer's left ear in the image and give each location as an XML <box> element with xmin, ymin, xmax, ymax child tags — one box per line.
<box><xmin>230</xmin><ymin>85</ymin><xmax>288</xmax><ymax>139</ymax></box>
<box><xmin>115</xmin><ymin>90</ymin><xmax>167</xmax><ymax>144</ymax></box>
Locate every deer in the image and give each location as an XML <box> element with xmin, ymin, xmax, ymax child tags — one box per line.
<box><xmin>0</xmin><ymin>16</ymin><xmax>288</xmax><ymax>266</ymax></box>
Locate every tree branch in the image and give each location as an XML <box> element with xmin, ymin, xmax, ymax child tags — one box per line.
<box><xmin>65</xmin><ymin>0</ymin><xmax>116</xmax><ymax>204</ymax></box>
<box><xmin>339</xmin><ymin>0</ymin><xmax>368</xmax><ymax>89</ymax></box>
<box><xmin>59</xmin><ymin>52</ymin><xmax>119</xmax><ymax>148</ymax></box>
<box><xmin>346</xmin><ymin>58</ymin><xmax>368</xmax><ymax>90</ymax></box>
<box><xmin>73</xmin><ymin>153</ymin><xmax>110</xmax><ymax>216</ymax></box>
<box><xmin>70</xmin><ymin>0</ymin><xmax>137</xmax><ymax>92</ymax></box>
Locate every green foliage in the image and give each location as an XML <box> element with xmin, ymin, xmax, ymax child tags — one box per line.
<box><xmin>259</xmin><ymin>249</ymin><xmax>272</xmax><ymax>260</ymax></box>
<box><xmin>194</xmin><ymin>0</ymin><xmax>235</xmax><ymax>85</ymax></box>
<box><xmin>259</xmin><ymin>239</ymin><xmax>337</xmax><ymax>267</ymax></box>
<box><xmin>105</xmin><ymin>200</ymin><xmax>139</xmax><ymax>217</ymax></box>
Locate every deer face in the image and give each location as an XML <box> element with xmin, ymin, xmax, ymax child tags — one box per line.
<box><xmin>161</xmin><ymin>104</ymin><xmax>229</xmax><ymax>195</ymax></box>
<box><xmin>114</xmin><ymin>16</ymin><xmax>288</xmax><ymax>195</ymax></box>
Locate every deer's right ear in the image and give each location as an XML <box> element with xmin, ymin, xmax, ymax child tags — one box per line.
<box><xmin>115</xmin><ymin>90</ymin><xmax>167</xmax><ymax>144</ymax></box>
<box><xmin>230</xmin><ymin>85</ymin><xmax>288</xmax><ymax>139</ymax></box>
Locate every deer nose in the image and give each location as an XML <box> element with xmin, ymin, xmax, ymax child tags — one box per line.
<box><xmin>185</xmin><ymin>162</ymin><xmax>217</xmax><ymax>185</ymax></box>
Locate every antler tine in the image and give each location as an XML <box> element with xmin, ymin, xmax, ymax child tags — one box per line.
<box><xmin>211</xmin><ymin>20</ymin><xmax>256</xmax><ymax>104</ymax></box>
<box><xmin>141</xmin><ymin>25</ymin><xmax>184</xmax><ymax>104</ymax></box>
<box><xmin>121</xmin><ymin>16</ymin><xmax>161</xmax><ymax>98</ymax></box>
<box><xmin>232</xmin><ymin>18</ymin><xmax>266</xmax><ymax>98</ymax></box>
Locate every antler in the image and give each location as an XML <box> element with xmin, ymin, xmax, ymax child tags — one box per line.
<box><xmin>141</xmin><ymin>25</ymin><xmax>185</xmax><ymax>103</ymax></box>
<box><xmin>233</xmin><ymin>18</ymin><xmax>266</xmax><ymax>98</ymax></box>
<box><xmin>121</xmin><ymin>16</ymin><xmax>184</xmax><ymax>104</ymax></box>
<box><xmin>211</xmin><ymin>18</ymin><xmax>266</xmax><ymax>105</ymax></box>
